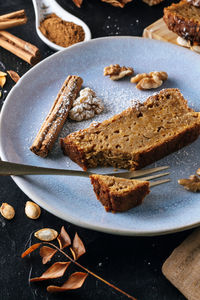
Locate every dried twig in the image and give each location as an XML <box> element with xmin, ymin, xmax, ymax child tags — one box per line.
<box><xmin>22</xmin><ymin>227</ymin><xmax>136</xmax><ymax>299</ymax></box>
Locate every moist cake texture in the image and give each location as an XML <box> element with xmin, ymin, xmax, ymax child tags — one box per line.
<box><xmin>61</xmin><ymin>88</ymin><xmax>200</xmax><ymax>170</ymax></box>
<box><xmin>90</xmin><ymin>174</ymin><xmax>150</xmax><ymax>212</ymax></box>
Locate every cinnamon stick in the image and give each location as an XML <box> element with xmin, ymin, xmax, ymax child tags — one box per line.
<box><xmin>0</xmin><ymin>10</ymin><xmax>27</xmax><ymax>30</ymax></box>
<box><xmin>0</xmin><ymin>31</ymin><xmax>40</xmax><ymax>65</ymax></box>
<box><xmin>30</xmin><ymin>75</ymin><xmax>83</xmax><ymax>157</ymax></box>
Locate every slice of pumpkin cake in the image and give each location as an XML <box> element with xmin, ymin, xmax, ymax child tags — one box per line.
<box><xmin>90</xmin><ymin>174</ymin><xmax>150</xmax><ymax>212</ymax></box>
<box><xmin>61</xmin><ymin>88</ymin><xmax>200</xmax><ymax>171</ymax></box>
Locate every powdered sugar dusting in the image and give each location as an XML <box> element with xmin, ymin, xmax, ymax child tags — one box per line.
<box><xmin>50</xmin><ymin>80</ymin><xmax>161</xmax><ymax>155</ymax></box>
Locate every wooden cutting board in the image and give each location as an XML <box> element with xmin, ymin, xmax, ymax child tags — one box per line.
<box><xmin>142</xmin><ymin>18</ymin><xmax>200</xmax><ymax>54</ymax></box>
<box><xmin>143</xmin><ymin>18</ymin><xmax>179</xmax><ymax>45</ymax></box>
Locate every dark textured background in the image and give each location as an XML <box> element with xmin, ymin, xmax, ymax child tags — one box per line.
<box><xmin>0</xmin><ymin>0</ymin><xmax>189</xmax><ymax>299</ymax></box>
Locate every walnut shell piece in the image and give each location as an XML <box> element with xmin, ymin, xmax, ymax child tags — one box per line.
<box><xmin>69</xmin><ymin>87</ymin><xmax>104</xmax><ymax>121</ymax></box>
<box><xmin>104</xmin><ymin>64</ymin><xmax>134</xmax><ymax>80</ymax></box>
<box><xmin>130</xmin><ymin>73</ymin><xmax>149</xmax><ymax>83</ymax></box>
<box><xmin>101</xmin><ymin>0</ymin><xmax>132</xmax><ymax>8</ymax></box>
<box><xmin>130</xmin><ymin>71</ymin><xmax>168</xmax><ymax>90</ymax></box>
<box><xmin>178</xmin><ymin>175</ymin><xmax>200</xmax><ymax>192</ymax></box>
<box><xmin>136</xmin><ymin>77</ymin><xmax>163</xmax><ymax>90</ymax></box>
<box><xmin>176</xmin><ymin>36</ymin><xmax>191</xmax><ymax>48</ymax></box>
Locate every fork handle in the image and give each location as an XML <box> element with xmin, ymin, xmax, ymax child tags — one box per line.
<box><xmin>0</xmin><ymin>161</ymin><xmax>92</xmax><ymax>177</ymax></box>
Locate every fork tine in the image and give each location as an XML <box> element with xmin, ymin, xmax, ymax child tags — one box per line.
<box><xmin>149</xmin><ymin>178</ymin><xmax>170</xmax><ymax>187</ymax></box>
<box><xmin>136</xmin><ymin>172</ymin><xmax>170</xmax><ymax>181</ymax></box>
<box><xmin>105</xmin><ymin>166</ymin><xmax>169</xmax><ymax>179</ymax></box>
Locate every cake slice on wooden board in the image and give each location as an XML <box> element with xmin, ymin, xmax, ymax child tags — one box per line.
<box><xmin>163</xmin><ymin>0</ymin><xmax>200</xmax><ymax>44</ymax></box>
<box><xmin>90</xmin><ymin>174</ymin><xmax>150</xmax><ymax>212</ymax></box>
<box><xmin>60</xmin><ymin>88</ymin><xmax>200</xmax><ymax>171</ymax></box>
<box><xmin>162</xmin><ymin>228</ymin><xmax>200</xmax><ymax>300</ymax></box>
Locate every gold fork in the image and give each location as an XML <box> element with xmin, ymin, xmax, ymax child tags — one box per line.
<box><xmin>0</xmin><ymin>161</ymin><xmax>170</xmax><ymax>187</ymax></box>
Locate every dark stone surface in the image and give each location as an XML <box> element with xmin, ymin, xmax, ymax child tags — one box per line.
<box><xmin>0</xmin><ymin>0</ymin><xmax>187</xmax><ymax>299</ymax></box>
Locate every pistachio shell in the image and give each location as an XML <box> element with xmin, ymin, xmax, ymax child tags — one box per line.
<box><xmin>34</xmin><ymin>228</ymin><xmax>58</xmax><ymax>241</ymax></box>
<box><xmin>0</xmin><ymin>76</ymin><xmax>6</xmax><ymax>88</ymax></box>
<box><xmin>176</xmin><ymin>36</ymin><xmax>190</xmax><ymax>48</ymax></box>
<box><xmin>0</xmin><ymin>203</ymin><xmax>15</xmax><ymax>220</ymax></box>
<box><xmin>25</xmin><ymin>201</ymin><xmax>41</xmax><ymax>219</ymax></box>
<box><xmin>0</xmin><ymin>71</ymin><xmax>7</xmax><ymax>76</ymax></box>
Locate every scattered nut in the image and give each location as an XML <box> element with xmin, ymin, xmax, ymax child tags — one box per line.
<box><xmin>176</xmin><ymin>36</ymin><xmax>191</xmax><ymax>48</ymax></box>
<box><xmin>25</xmin><ymin>201</ymin><xmax>41</xmax><ymax>219</ymax></box>
<box><xmin>34</xmin><ymin>228</ymin><xmax>58</xmax><ymax>241</ymax></box>
<box><xmin>197</xmin><ymin>168</ymin><xmax>200</xmax><ymax>176</ymax></box>
<box><xmin>178</xmin><ymin>175</ymin><xmax>200</xmax><ymax>192</ymax></box>
<box><xmin>0</xmin><ymin>71</ymin><xmax>7</xmax><ymax>77</ymax></box>
<box><xmin>7</xmin><ymin>70</ymin><xmax>20</xmax><ymax>83</ymax></box>
<box><xmin>0</xmin><ymin>71</ymin><xmax>6</xmax><ymax>88</ymax></box>
<box><xmin>69</xmin><ymin>87</ymin><xmax>104</xmax><ymax>121</ymax></box>
<box><xmin>176</xmin><ymin>37</ymin><xmax>200</xmax><ymax>54</ymax></box>
<box><xmin>149</xmin><ymin>71</ymin><xmax>168</xmax><ymax>81</ymax></box>
<box><xmin>130</xmin><ymin>73</ymin><xmax>148</xmax><ymax>83</ymax></box>
<box><xmin>130</xmin><ymin>71</ymin><xmax>168</xmax><ymax>90</ymax></box>
<box><xmin>104</xmin><ymin>64</ymin><xmax>134</xmax><ymax>80</ymax></box>
<box><xmin>137</xmin><ymin>77</ymin><xmax>163</xmax><ymax>90</ymax></box>
<box><xmin>191</xmin><ymin>44</ymin><xmax>200</xmax><ymax>54</ymax></box>
<box><xmin>0</xmin><ymin>203</ymin><xmax>15</xmax><ymax>220</ymax></box>
<box><xmin>101</xmin><ymin>0</ymin><xmax>132</xmax><ymax>8</ymax></box>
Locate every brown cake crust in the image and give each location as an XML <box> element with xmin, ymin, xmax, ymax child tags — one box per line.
<box><xmin>90</xmin><ymin>175</ymin><xmax>150</xmax><ymax>212</ymax></box>
<box><xmin>60</xmin><ymin>88</ymin><xmax>200</xmax><ymax>171</ymax></box>
<box><xmin>60</xmin><ymin>138</ymin><xmax>87</xmax><ymax>170</ymax></box>
<box><xmin>61</xmin><ymin>123</ymin><xmax>200</xmax><ymax>171</ymax></box>
<box><xmin>163</xmin><ymin>1</ymin><xmax>200</xmax><ymax>43</ymax></box>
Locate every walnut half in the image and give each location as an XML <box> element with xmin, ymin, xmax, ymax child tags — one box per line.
<box><xmin>178</xmin><ymin>175</ymin><xmax>200</xmax><ymax>192</ymax></box>
<box><xmin>130</xmin><ymin>71</ymin><xmax>168</xmax><ymax>90</ymax></box>
<box><xmin>104</xmin><ymin>64</ymin><xmax>134</xmax><ymax>80</ymax></box>
<box><xmin>69</xmin><ymin>87</ymin><xmax>104</xmax><ymax>121</ymax></box>
<box><xmin>101</xmin><ymin>0</ymin><xmax>132</xmax><ymax>8</ymax></box>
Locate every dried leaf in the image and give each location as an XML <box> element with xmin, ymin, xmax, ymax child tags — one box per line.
<box><xmin>30</xmin><ymin>262</ymin><xmax>70</xmax><ymax>282</ymax></box>
<box><xmin>47</xmin><ymin>272</ymin><xmax>88</xmax><ymax>292</ymax></box>
<box><xmin>7</xmin><ymin>70</ymin><xmax>20</xmax><ymax>83</ymax></box>
<box><xmin>0</xmin><ymin>76</ymin><xmax>6</xmax><ymax>88</ymax></box>
<box><xmin>101</xmin><ymin>0</ymin><xmax>132</xmax><ymax>7</ymax></box>
<box><xmin>40</xmin><ymin>246</ymin><xmax>57</xmax><ymax>264</ymax></box>
<box><xmin>21</xmin><ymin>243</ymin><xmax>41</xmax><ymax>258</ymax></box>
<box><xmin>72</xmin><ymin>0</ymin><xmax>83</xmax><ymax>7</ymax></box>
<box><xmin>71</xmin><ymin>233</ymin><xmax>86</xmax><ymax>260</ymax></box>
<box><xmin>57</xmin><ymin>226</ymin><xmax>71</xmax><ymax>249</ymax></box>
<box><xmin>34</xmin><ymin>228</ymin><xmax>58</xmax><ymax>241</ymax></box>
<box><xmin>70</xmin><ymin>247</ymin><xmax>76</xmax><ymax>260</ymax></box>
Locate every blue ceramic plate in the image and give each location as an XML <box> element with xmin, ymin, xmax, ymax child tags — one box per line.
<box><xmin>0</xmin><ymin>37</ymin><xmax>200</xmax><ymax>236</ymax></box>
